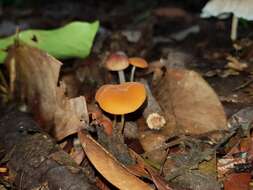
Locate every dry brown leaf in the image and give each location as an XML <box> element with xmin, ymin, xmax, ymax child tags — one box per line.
<box><xmin>128</xmin><ymin>149</ymin><xmax>175</xmax><ymax>190</ymax></box>
<box><xmin>6</xmin><ymin>42</ymin><xmax>89</xmax><ymax>140</ymax></box>
<box><xmin>146</xmin><ymin>168</ymin><xmax>173</xmax><ymax>190</ymax></box>
<box><xmin>226</xmin><ymin>56</ymin><xmax>248</xmax><ymax>71</ymax></box>
<box><xmin>6</xmin><ymin>42</ymin><xmax>61</xmax><ymax>124</ymax></box>
<box><xmin>127</xmin><ymin>149</ymin><xmax>152</xmax><ymax>179</ymax></box>
<box><xmin>78</xmin><ymin>131</ymin><xmax>153</xmax><ymax>190</ymax></box>
<box><xmin>128</xmin><ymin>149</ymin><xmax>174</xmax><ymax>190</ymax></box>
<box><xmin>54</xmin><ymin>83</ymin><xmax>89</xmax><ymax>140</ymax></box>
<box><xmin>153</xmin><ymin>68</ymin><xmax>228</xmax><ymax>136</ymax></box>
<box><xmin>224</xmin><ymin>173</ymin><xmax>251</xmax><ymax>190</ymax></box>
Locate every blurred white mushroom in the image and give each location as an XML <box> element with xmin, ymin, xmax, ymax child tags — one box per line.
<box><xmin>201</xmin><ymin>0</ymin><xmax>253</xmax><ymax>41</ymax></box>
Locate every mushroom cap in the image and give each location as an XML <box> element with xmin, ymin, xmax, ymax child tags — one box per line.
<box><xmin>105</xmin><ymin>52</ymin><xmax>129</xmax><ymax>71</ymax></box>
<box><xmin>95</xmin><ymin>82</ymin><xmax>146</xmax><ymax>115</ymax></box>
<box><xmin>201</xmin><ymin>0</ymin><xmax>253</xmax><ymax>20</ymax></box>
<box><xmin>129</xmin><ymin>57</ymin><xmax>148</xmax><ymax>68</ymax></box>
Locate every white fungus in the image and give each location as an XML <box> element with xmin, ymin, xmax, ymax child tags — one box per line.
<box><xmin>201</xmin><ymin>0</ymin><xmax>253</xmax><ymax>41</ymax></box>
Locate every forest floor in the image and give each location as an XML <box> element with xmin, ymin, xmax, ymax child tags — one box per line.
<box><xmin>0</xmin><ymin>1</ymin><xmax>253</xmax><ymax>190</ymax></box>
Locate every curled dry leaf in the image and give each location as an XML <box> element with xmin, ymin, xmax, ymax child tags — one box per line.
<box><xmin>78</xmin><ymin>131</ymin><xmax>153</xmax><ymax>190</ymax></box>
<box><xmin>54</xmin><ymin>83</ymin><xmax>89</xmax><ymax>140</ymax></box>
<box><xmin>6</xmin><ymin>42</ymin><xmax>89</xmax><ymax>140</ymax></box>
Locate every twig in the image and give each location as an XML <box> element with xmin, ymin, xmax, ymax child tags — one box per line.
<box><xmin>233</xmin><ymin>78</ymin><xmax>253</xmax><ymax>91</ymax></box>
<box><xmin>140</xmin><ymin>79</ymin><xmax>166</xmax><ymax>130</ymax></box>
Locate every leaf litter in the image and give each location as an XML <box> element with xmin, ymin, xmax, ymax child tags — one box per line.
<box><xmin>4</xmin><ymin>39</ymin><xmax>253</xmax><ymax>190</ymax></box>
<box><xmin>1</xmin><ymin>2</ymin><xmax>253</xmax><ymax>190</ymax></box>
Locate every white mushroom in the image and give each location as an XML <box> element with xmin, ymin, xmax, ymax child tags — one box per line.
<box><xmin>201</xmin><ymin>0</ymin><xmax>253</xmax><ymax>41</ymax></box>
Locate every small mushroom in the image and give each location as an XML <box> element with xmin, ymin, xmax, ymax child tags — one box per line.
<box><xmin>129</xmin><ymin>57</ymin><xmax>148</xmax><ymax>82</ymax></box>
<box><xmin>201</xmin><ymin>0</ymin><xmax>253</xmax><ymax>41</ymax></box>
<box><xmin>95</xmin><ymin>82</ymin><xmax>146</xmax><ymax>133</ymax></box>
<box><xmin>105</xmin><ymin>52</ymin><xmax>129</xmax><ymax>83</ymax></box>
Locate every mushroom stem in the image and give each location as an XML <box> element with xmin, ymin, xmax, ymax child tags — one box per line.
<box><xmin>118</xmin><ymin>71</ymin><xmax>126</xmax><ymax>83</ymax></box>
<box><xmin>113</xmin><ymin>115</ymin><xmax>117</xmax><ymax>128</ymax></box>
<box><xmin>231</xmin><ymin>14</ymin><xmax>238</xmax><ymax>41</ymax></box>
<box><xmin>130</xmin><ymin>66</ymin><xmax>136</xmax><ymax>82</ymax></box>
<box><xmin>120</xmin><ymin>115</ymin><xmax>125</xmax><ymax>134</ymax></box>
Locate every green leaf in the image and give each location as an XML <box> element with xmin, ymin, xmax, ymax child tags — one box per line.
<box><xmin>0</xmin><ymin>21</ymin><xmax>99</xmax><ymax>63</ymax></box>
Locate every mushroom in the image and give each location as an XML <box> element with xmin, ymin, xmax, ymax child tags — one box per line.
<box><xmin>129</xmin><ymin>57</ymin><xmax>148</xmax><ymax>82</ymax></box>
<box><xmin>105</xmin><ymin>52</ymin><xmax>129</xmax><ymax>83</ymax></box>
<box><xmin>95</xmin><ymin>82</ymin><xmax>146</xmax><ymax>133</ymax></box>
<box><xmin>201</xmin><ymin>0</ymin><xmax>253</xmax><ymax>41</ymax></box>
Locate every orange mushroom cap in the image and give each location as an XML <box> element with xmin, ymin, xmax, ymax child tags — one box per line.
<box><xmin>105</xmin><ymin>52</ymin><xmax>129</xmax><ymax>71</ymax></box>
<box><xmin>129</xmin><ymin>57</ymin><xmax>148</xmax><ymax>68</ymax></box>
<box><xmin>95</xmin><ymin>82</ymin><xmax>146</xmax><ymax>115</ymax></box>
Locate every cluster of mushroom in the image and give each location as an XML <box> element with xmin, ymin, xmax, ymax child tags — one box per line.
<box><xmin>95</xmin><ymin>52</ymin><xmax>149</xmax><ymax>133</ymax></box>
<box><xmin>105</xmin><ymin>51</ymin><xmax>148</xmax><ymax>83</ymax></box>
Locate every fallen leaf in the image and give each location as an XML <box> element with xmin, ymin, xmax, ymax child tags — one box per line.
<box><xmin>127</xmin><ymin>149</ymin><xmax>152</xmax><ymax>179</ymax></box>
<box><xmin>54</xmin><ymin>84</ymin><xmax>89</xmax><ymax>140</ymax></box>
<box><xmin>6</xmin><ymin>42</ymin><xmax>61</xmax><ymax>124</ymax></box>
<box><xmin>6</xmin><ymin>42</ymin><xmax>89</xmax><ymax>140</ymax></box>
<box><xmin>226</xmin><ymin>56</ymin><xmax>248</xmax><ymax>71</ymax></box>
<box><xmin>78</xmin><ymin>131</ymin><xmax>153</xmax><ymax>190</ymax></box>
<box><xmin>219</xmin><ymin>69</ymin><xmax>240</xmax><ymax>78</ymax></box>
<box><xmin>146</xmin><ymin>168</ymin><xmax>173</xmax><ymax>190</ymax></box>
<box><xmin>153</xmin><ymin>68</ymin><xmax>227</xmax><ymax>136</ymax></box>
<box><xmin>0</xmin><ymin>21</ymin><xmax>99</xmax><ymax>63</ymax></box>
<box><xmin>224</xmin><ymin>173</ymin><xmax>251</xmax><ymax>190</ymax></box>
